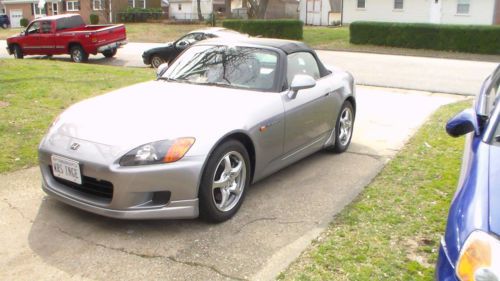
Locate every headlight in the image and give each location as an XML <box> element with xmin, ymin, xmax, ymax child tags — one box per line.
<box><xmin>456</xmin><ymin>231</ymin><xmax>500</xmax><ymax>281</ymax></box>
<box><xmin>119</xmin><ymin>137</ymin><xmax>195</xmax><ymax>166</ymax></box>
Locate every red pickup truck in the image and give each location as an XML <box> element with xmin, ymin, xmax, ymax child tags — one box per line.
<box><xmin>6</xmin><ymin>14</ymin><xmax>127</xmax><ymax>63</ymax></box>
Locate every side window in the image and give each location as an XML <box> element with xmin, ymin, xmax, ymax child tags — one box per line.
<box><xmin>286</xmin><ymin>52</ymin><xmax>320</xmax><ymax>85</ymax></box>
<box><xmin>41</xmin><ymin>21</ymin><xmax>51</xmax><ymax>33</ymax></box>
<box><xmin>26</xmin><ymin>22</ymin><xmax>40</xmax><ymax>34</ymax></box>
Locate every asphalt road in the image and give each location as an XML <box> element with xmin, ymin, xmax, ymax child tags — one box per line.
<box><xmin>0</xmin><ymin>86</ymin><xmax>465</xmax><ymax>280</ymax></box>
<box><xmin>1</xmin><ymin>40</ymin><xmax>497</xmax><ymax>95</ymax></box>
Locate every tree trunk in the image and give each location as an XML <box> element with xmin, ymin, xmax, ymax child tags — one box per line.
<box><xmin>197</xmin><ymin>0</ymin><xmax>204</xmax><ymax>21</ymax></box>
<box><xmin>224</xmin><ymin>0</ymin><xmax>231</xmax><ymax>17</ymax></box>
<box><xmin>256</xmin><ymin>0</ymin><xmax>268</xmax><ymax>18</ymax></box>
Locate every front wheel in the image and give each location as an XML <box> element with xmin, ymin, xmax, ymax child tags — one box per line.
<box><xmin>1</xmin><ymin>23</ymin><xmax>8</xmax><ymax>29</ymax></box>
<box><xmin>70</xmin><ymin>45</ymin><xmax>88</xmax><ymax>63</ymax></box>
<box><xmin>12</xmin><ymin>45</ymin><xmax>23</xmax><ymax>59</ymax></box>
<box><xmin>102</xmin><ymin>48</ymin><xmax>117</xmax><ymax>58</ymax></box>
<box><xmin>199</xmin><ymin>140</ymin><xmax>251</xmax><ymax>222</ymax></box>
<box><xmin>327</xmin><ymin>101</ymin><xmax>354</xmax><ymax>153</ymax></box>
<box><xmin>150</xmin><ymin>55</ymin><xmax>166</xmax><ymax>69</ymax></box>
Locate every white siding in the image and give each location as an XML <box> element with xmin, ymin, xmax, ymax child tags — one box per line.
<box><xmin>299</xmin><ymin>0</ymin><xmax>332</xmax><ymax>26</ymax></box>
<box><xmin>343</xmin><ymin>0</ymin><xmax>429</xmax><ymax>24</ymax></box>
<box><xmin>342</xmin><ymin>0</ymin><xmax>496</xmax><ymax>25</ymax></box>
<box><xmin>169</xmin><ymin>2</ymin><xmax>193</xmax><ymax>20</ymax></box>
<box><xmin>441</xmin><ymin>0</ymin><xmax>496</xmax><ymax>25</ymax></box>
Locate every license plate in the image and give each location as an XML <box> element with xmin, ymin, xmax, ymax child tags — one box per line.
<box><xmin>51</xmin><ymin>155</ymin><xmax>82</xmax><ymax>185</ymax></box>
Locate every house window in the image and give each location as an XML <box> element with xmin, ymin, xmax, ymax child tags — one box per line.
<box><xmin>178</xmin><ymin>4</ymin><xmax>182</xmax><ymax>10</ymax></box>
<box><xmin>457</xmin><ymin>0</ymin><xmax>470</xmax><ymax>14</ymax></box>
<box><xmin>394</xmin><ymin>0</ymin><xmax>403</xmax><ymax>9</ymax></box>
<box><xmin>357</xmin><ymin>0</ymin><xmax>365</xmax><ymax>9</ymax></box>
<box><xmin>128</xmin><ymin>0</ymin><xmax>146</xmax><ymax>8</ymax></box>
<box><xmin>93</xmin><ymin>0</ymin><xmax>104</xmax><ymax>10</ymax></box>
<box><xmin>66</xmin><ymin>1</ymin><xmax>80</xmax><ymax>11</ymax></box>
<box><xmin>33</xmin><ymin>5</ymin><xmax>46</xmax><ymax>17</ymax></box>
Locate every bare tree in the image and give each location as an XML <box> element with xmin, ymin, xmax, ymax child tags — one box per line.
<box><xmin>225</xmin><ymin>0</ymin><xmax>231</xmax><ymax>17</ymax></box>
<box><xmin>247</xmin><ymin>0</ymin><xmax>269</xmax><ymax>19</ymax></box>
<box><xmin>197</xmin><ymin>0</ymin><xmax>204</xmax><ymax>21</ymax></box>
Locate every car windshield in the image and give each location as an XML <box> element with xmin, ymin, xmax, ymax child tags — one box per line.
<box><xmin>161</xmin><ymin>45</ymin><xmax>278</xmax><ymax>91</ymax></box>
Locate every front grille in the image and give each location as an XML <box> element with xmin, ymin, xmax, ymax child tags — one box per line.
<box><xmin>49</xmin><ymin>166</ymin><xmax>114</xmax><ymax>200</ymax></box>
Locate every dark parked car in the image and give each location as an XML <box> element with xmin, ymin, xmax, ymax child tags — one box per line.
<box><xmin>436</xmin><ymin>65</ymin><xmax>500</xmax><ymax>281</ymax></box>
<box><xmin>142</xmin><ymin>27</ymin><xmax>247</xmax><ymax>68</ymax></box>
<box><xmin>0</xmin><ymin>14</ymin><xmax>10</xmax><ymax>29</ymax></box>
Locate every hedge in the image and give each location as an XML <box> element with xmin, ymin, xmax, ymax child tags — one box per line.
<box><xmin>350</xmin><ymin>21</ymin><xmax>500</xmax><ymax>55</ymax></box>
<box><xmin>118</xmin><ymin>8</ymin><xmax>163</xmax><ymax>22</ymax></box>
<box><xmin>223</xmin><ymin>19</ymin><xmax>303</xmax><ymax>40</ymax></box>
<box><xmin>89</xmin><ymin>14</ymin><xmax>99</xmax><ymax>24</ymax></box>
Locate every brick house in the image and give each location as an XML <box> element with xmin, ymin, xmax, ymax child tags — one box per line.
<box><xmin>3</xmin><ymin>0</ymin><xmax>160</xmax><ymax>27</ymax></box>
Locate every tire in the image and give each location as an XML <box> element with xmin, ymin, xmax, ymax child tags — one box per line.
<box><xmin>199</xmin><ymin>140</ymin><xmax>251</xmax><ymax>222</ymax></box>
<box><xmin>327</xmin><ymin>101</ymin><xmax>355</xmax><ymax>153</ymax></box>
<box><xmin>12</xmin><ymin>45</ymin><xmax>23</xmax><ymax>59</ymax></box>
<box><xmin>102</xmin><ymin>48</ymin><xmax>117</xmax><ymax>58</ymax></box>
<box><xmin>1</xmin><ymin>23</ymin><xmax>7</xmax><ymax>29</ymax></box>
<box><xmin>150</xmin><ymin>55</ymin><xmax>166</xmax><ymax>69</ymax></box>
<box><xmin>70</xmin><ymin>45</ymin><xmax>88</xmax><ymax>63</ymax></box>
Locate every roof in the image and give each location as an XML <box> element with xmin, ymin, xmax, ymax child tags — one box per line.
<box><xmin>31</xmin><ymin>13</ymin><xmax>81</xmax><ymax>21</ymax></box>
<box><xmin>200</xmin><ymin>37</ymin><xmax>313</xmax><ymax>55</ymax></box>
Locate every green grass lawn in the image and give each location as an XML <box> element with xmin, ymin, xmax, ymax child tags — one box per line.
<box><xmin>278</xmin><ymin>100</ymin><xmax>470</xmax><ymax>280</ymax></box>
<box><xmin>0</xmin><ymin>59</ymin><xmax>152</xmax><ymax>173</ymax></box>
<box><xmin>0</xmin><ymin>27</ymin><xmax>22</xmax><ymax>40</ymax></box>
<box><xmin>124</xmin><ymin>23</ymin><xmax>207</xmax><ymax>43</ymax></box>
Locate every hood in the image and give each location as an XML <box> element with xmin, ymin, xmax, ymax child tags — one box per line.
<box><xmin>50</xmin><ymin>80</ymin><xmax>281</xmax><ymax>152</ymax></box>
<box><xmin>489</xmin><ymin>144</ymin><xmax>500</xmax><ymax>236</ymax></box>
<box><xmin>144</xmin><ymin>42</ymin><xmax>173</xmax><ymax>54</ymax></box>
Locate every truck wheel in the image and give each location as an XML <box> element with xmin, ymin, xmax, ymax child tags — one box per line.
<box><xmin>12</xmin><ymin>45</ymin><xmax>23</xmax><ymax>59</ymax></box>
<box><xmin>1</xmin><ymin>23</ymin><xmax>8</xmax><ymax>29</ymax></box>
<box><xmin>70</xmin><ymin>45</ymin><xmax>89</xmax><ymax>63</ymax></box>
<box><xmin>102</xmin><ymin>48</ymin><xmax>117</xmax><ymax>58</ymax></box>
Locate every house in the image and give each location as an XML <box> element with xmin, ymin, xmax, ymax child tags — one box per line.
<box><xmin>343</xmin><ymin>0</ymin><xmax>500</xmax><ymax>25</ymax></box>
<box><xmin>299</xmin><ymin>0</ymin><xmax>341</xmax><ymax>25</ymax></box>
<box><xmin>231</xmin><ymin>0</ymin><xmax>299</xmax><ymax>19</ymax></box>
<box><xmin>3</xmin><ymin>0</ymin><xmax>160</xmax><ymax>27</ymax></box>
<box><xmin>301</xmin><ymin>0</ymin><xmax>500</xmax><ymax>26</ymax></box>
<box><xmin>168</xmin><ymin>0</ymin><xmax>223</xmax><ymax>20</ymax></box>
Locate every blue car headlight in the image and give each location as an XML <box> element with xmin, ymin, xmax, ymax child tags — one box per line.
<box><xmin>119</xmin><ymin>138</ymin><xmax>195</xmax><ymax>166</ymax></box>
<box><xmin>456</xmin><ymin>230</ymin><xmax>500</xmax><ymax>281</ymax></box>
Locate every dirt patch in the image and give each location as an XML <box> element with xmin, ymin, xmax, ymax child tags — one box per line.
<box><xmin>0</xmin><ymin>101</ymin><xmax>9</xmax><ymax>108</ymax></box>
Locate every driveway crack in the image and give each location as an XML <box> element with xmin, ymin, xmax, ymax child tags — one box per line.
<box><xmin>1</xmin><ymin>198</ymin><xmax>34</xmax><ymax>223</ymax></box>
<box><xmin>52</xmin><ymin>224</ymin><xmax>246</xmax><ymax>280</ymax></box>
<box><xmin>346</xmin><ymin>151</ymin><xmax>385</xmax><ymax>161</ymax></box>
<box><xmin>234</xmin><ymin>217</ymin><xmax>277</xmax><ymax>234</ymax></box>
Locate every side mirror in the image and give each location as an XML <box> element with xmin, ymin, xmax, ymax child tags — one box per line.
<box><xmin>288</xmin><ymin>74</ymin><xmax>316</xmax><ymax>99</ymax></box>
<box><xmin>156</xmin><ymin>63</ymin><xmax>169</xmax><ymax>78</ymax></box>
<box><xmin>176</xmin><ymin>40</ymin><xmax>189</xmax><ymax>49</ymax></box>
<box><xmin>20</xmin><ymin>31</ymin><xmax>26</xmax><ymax>36</ymax></box>
<box><xmin>446</xmin><ymin>109</ymin><xmax>480</xmax><ymax>137</ymax></box>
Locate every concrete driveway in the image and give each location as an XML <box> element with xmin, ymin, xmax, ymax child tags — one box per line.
<box><xmin>0</xmin><ymin>85</ymin><xmax>465</xmax><ymax>280</ymax></box>
<box><xmin>1</xmin><ymin>40</ymin><xmax>497</xmax><ymax>95</ymax></box>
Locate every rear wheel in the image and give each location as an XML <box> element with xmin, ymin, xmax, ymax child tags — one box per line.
<box><xmin>1</xmin><ymin>23</ymin><xmax>8</xmax><ymax>29</ymax></box>
<box><xmin>12</xmin><ymin>45</ymin><xmax>23</xmax><ymax>59</ymax></box>
<box><xmin>150</xmin><ymin>55</ymin><xmax>166</xmax><ymax>69</ymax></box>
<box><xmin>326</xmin><ymin>101</ymin><xmax>354</xmax><ymax>153</ymax></box>
<box><xmin>199</xmin><ymin>140</ymin><xmax>250</xmax><ymax>222</ymax></box>
<box><xmin>102</xmin><ymin>48</ymin><xmax>117</xmax><ymax>58</ymax></box>
<box><xmin>70</xmin><ymin>45</ymin><xmax>88</xmax><ymax>63</ymax></box>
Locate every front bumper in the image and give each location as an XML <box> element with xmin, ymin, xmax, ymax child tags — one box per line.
<box><xmin>39</xmin><ymin>137</ymin><xmax>205</xmax><ymax>220</ymax></box>
<box><xmin>435</xmin><ymin>238</ymin><xmax>459</xmax><ymax>281</ymax></box>
<box><xmin>97</xmin><ymin>40</ymin><xmax>127</xmax><ymax>53</ymax></box>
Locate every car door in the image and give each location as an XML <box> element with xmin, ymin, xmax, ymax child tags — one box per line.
<box><xmin>173</xmin><ymin>33</ymin><xmax>202</xmax><ymax>57</ymax></box>
<box><xmin>22</xmin><ymin>21</ymin><xmax>41</xmax><ymax>55</ymax></box>
<box><xmin>282</xmin><ymin>52</ymin><xmax>338</xmax><ymax>157</ymax></box>
<box><xmin>38</xmin><ymin>20</ymin><xmax>55</xmax><ymax>54</ymax></box>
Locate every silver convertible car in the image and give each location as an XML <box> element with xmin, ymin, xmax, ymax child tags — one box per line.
<box><xmin>39</xmin><ymin>38</ymin><xmax>356</xmax><ymax>222</ymax></box>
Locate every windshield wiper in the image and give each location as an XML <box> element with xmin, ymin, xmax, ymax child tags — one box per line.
<box><xmin>202</xmin><ymin>82</ymin><xmax>239</xmax><ymax>89</ymax></box>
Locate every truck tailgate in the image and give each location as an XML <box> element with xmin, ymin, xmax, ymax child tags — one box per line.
<box><xmin>91</xmin><ymin>24</ymin><xmax>126</xmax><ymax>46</ymax></box>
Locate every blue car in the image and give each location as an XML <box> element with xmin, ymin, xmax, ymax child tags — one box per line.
<box><xmin>436</xmin><ymin>65</ymin><xmax>500</xmax><ymax>281</ymax></box>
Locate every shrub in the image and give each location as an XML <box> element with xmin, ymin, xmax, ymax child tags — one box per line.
<box><xmin>223</xmin><ymin>19</ymin><xmax>303</xmax><ymax>40</ymax></box>
<box><xmin>118</xmin><ymin>8</ymin><xmax>163</xmax><ymax>22</ymax></box>
<box><xmin>90</xmin><ymin>14</ymin><xmax>99</xmax><ymax>24</ymax></box>
<box><xmin>20</xmin><ymin>18</ymin><xmax>29</xmax><ymax>28</ymax></box>
<box><xmin>350</xmin><ymin>21</ymin><xmax>500</xmax><ymax>55</ymax></box>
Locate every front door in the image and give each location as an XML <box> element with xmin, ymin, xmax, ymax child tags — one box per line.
<box><xmin>9</xmin><ymin>9</ymin><xmax>22</xmax><ymax>28</ymax></box>
<box><xmin>52</xmin><ymin>3</ymin><xmax>58</xmax><ymax>15</ymax></box>
<box><xmin>430</xmin><ymin>0</ymin><xmax>441</xmax><ymax>23</ymax></box>
<box><xmin>306</xmin><ymin>0</ymin><xmax>321</xmax><ymax>25</ymax></box>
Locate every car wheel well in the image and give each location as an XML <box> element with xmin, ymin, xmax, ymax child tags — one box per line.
<box><xmin>219</xmin><ymin>133</ymin><xmax>256</xmax><ymax>183</ymax></box>
<box><xmin>67</xmin><ymin>42</ymin><xmax>82</xmax><ymax>53</ymax></box>
<box><xmin>345</xmin><ymin>96</ymin><xmax>356</xmax><ymax>116</ymax></box>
